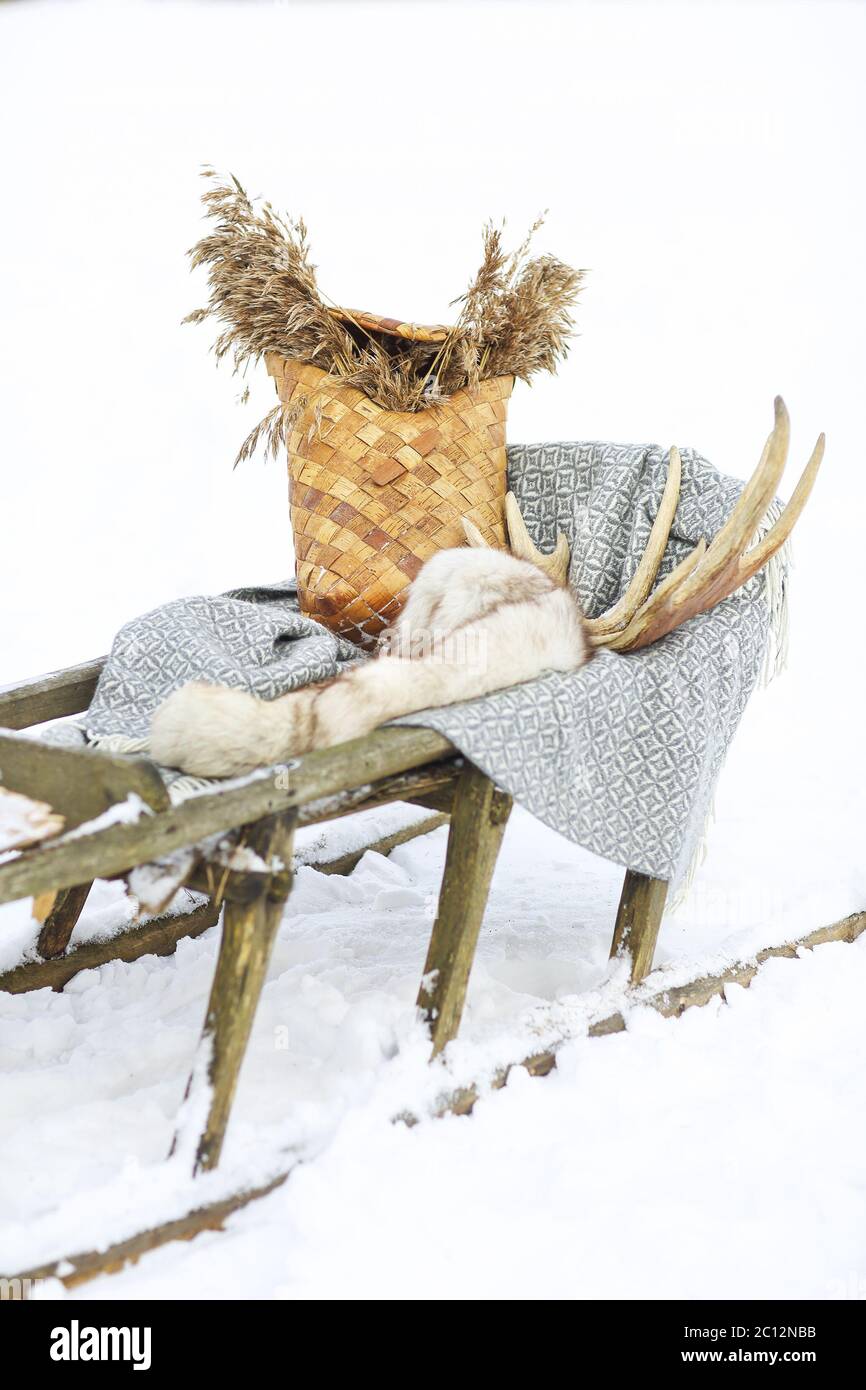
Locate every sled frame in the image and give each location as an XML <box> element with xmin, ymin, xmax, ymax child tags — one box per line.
<box><xmin>0</xmin><ymin>656</ymin><xmax>668</xmax><ymax>1171</ymax></box>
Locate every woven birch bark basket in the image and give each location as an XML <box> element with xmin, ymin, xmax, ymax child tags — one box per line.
<box><xmin>266</xmin><ymin>309</ymin><xmax>513</xmax><ymax>648</ymax></box>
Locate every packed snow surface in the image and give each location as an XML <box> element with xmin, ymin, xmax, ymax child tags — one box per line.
<box><xmin>1</xmin><ymin>804</ymin><xmax>864</xmax><ymax>1298</ymax></box>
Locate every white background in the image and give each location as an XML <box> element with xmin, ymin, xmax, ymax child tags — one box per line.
<box><xmin>1</xmin><ymin>0</ymin><xmax>862</xmax><ymax>683</ymax></box>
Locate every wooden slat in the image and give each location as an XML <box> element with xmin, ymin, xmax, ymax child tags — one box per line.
<box><xmin>304</xmin><ymin>811</ymin><xmax>449</xmax><ymax>877</ymax></box>
<box><xmin>417</xmin><ymin>766</ymin><xmax>512</xmax><ymax>1055</ymax></box>
<box><xmin>1</xmin><ymin>811</ymin><xmax>448</xmax><ymax>994</ymax></box>
<box><xmin>0</xmin><ymin>727</ymin><xmax>454</xmax><ymax>906</ymax></box>
<box><xmin>127</xmin><ymin>790</ymin><xmax>452</xmax><ymax>916</ymax></box>
<box><xmin>10</xmin><ymin>1166</ymin><xmax>294</xmax><ymax>1291</ymax></box>
<box><xmin>36</xmin><ymin>882</ymin><xmax>94</xmax><ymax>958</ymax></box>
<box><xmin>179</xmin><ymin>812</ymin><xmax>298</xmax><ymax>1174</ymax></box>
<box><xmin>0</xmin><ymin>658</ymin><xmax>106</xmax><ymax>730</ymax></box>
<box><xmin>0</xmin><ymin>731</ymin><xmax>170</xmax><ymax>829</ymax></box>
<box><xmin>295</xmin><ymin>759</ymin><xmax>459</xmax><ymax>829</ymax></box>
<box><xmin>609</xmin><ymin>869</ymin><xmax>669</xmax><ymax>983</ymax></box>
<box><xmin>0</xmin><ymin>898</ymin><xmax>220</xmax><ymax>995</ymax></box>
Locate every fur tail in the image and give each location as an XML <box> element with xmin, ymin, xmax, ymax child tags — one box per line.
<box><xmin>150</xmin><ymin>682</ymin><xmax>309</xmax><ymax>778</ymax></box>
<box><xmin>149</xmin><ymin>580</ymin><xmax>589</xmax><ymax>778</ymax></box>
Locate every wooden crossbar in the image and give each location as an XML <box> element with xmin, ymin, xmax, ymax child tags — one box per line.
<box><xmin>0</xmin><ymin>657</ymin><xmax>106</xmax><ymax>730</ymax></box>
<box><xmin>0</xmin><ymin>727</ymin><xmax>455</xmax><ymax>905</ymax></box>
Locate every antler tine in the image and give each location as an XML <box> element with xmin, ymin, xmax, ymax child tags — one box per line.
<box><xmin>603</xmin><ymin>397</ymin><xmax>789</xmax><ymax>649</ymax></box>
<box><xmin>462</xmin><ymin>516</ymin><xmax>490</xmax><ymax>549</ymax></box>
<box><xmin>734</xmin><ymin>431</ymin><xmax>825</xmax><ymax>582</ymax></box>
<box><xmin>672</xmin><ymin>395</ymin><xmax>790</xmax><ymax>608</ymax></box>
<box><xmin>461</xmin><ymin>495</ymin><xmax>569</xmax><ymax>581</ymax></box>
<box><xmin>599</xmin><ymin>539</ymin><xmax>707</xmax><ymax>651</ymax></box>
<box><xmin>504</xmin><ymin>491</ymin><xmax>570</xmax><ymax>585</ymax></box>
<box><xmin>586</xmin><ymin>444</ymin><xmax>682</xmax><ymax>637</ymax></box>
<box><xmin>599</xmin><ymin>400</ymin><xmax>823</xmax><ymax>654</ymax></box>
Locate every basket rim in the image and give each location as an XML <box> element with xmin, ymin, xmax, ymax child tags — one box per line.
<box><xmin>266</xmin><ymin>352</ymin><xmax>514</xmax><ymax>412</ymax></box>
<box><xmin>328</xmin><ymin>305</ymin><xmax>452</xmax><ymax>345</ymax></box>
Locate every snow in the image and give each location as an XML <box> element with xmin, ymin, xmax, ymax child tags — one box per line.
<box><xmin>1</xmin><ymin>0</ymin><xmax>864</xmax><ymax>1298</ymax></box>
<box><xmin>0</xmin><ymin>789</ymin><xmax>63</xmax><ymax>853</ymax></box>
<box><xmin>65</xmin><ymin>793</ymin><xmax>150</xmax><ymax>839</ymax></box>
<box><xmin>294</xmin><ymin>802</ymin><xmax>441</xmax><ymax>867</ymax></box>
<box><xmin>4</xmin><ymin>810</ymin><xmax>865</xmax><ymax>1300</ymax></box>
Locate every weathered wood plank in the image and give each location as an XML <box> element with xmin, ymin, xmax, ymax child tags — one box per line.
<box><xmin>168</xmin><ymin>803</ymin><xmax>453</xmax><ymax>902</ymax></box>
<box><xmin>0</xmin><ymin>898</ymin><xmax>220</xmax><ymax>995</ymax></box>
<box><xmin>0</xmin><ymin>658</ymin><xmax>106</xmax><ymax>731</ymax></box>
<box><xmin>404</xmin><ymin>785</ymin><xmax>458</xmax><ymax>815</ymax></box>
<box><xmin>0</xmin><ymin>727</ymin><xmax>454</xmax><ymax>906</ymax></box>
<box><xmin>299</xmin><ymin>811</ymin><xmax>449</xmax><ymax>877</ymax></box>
<box><xmin>36</xmin><ymin>882</ymin><xmax>94</xmax><ymax>959</ymax></box>
<box><xmin>609</xmin><ymin>869</ymin><xmax>669</xmax><ymax>983</ymax></box>
<box><xmin>9</xmin><ymin>1166</ymin><xmax>293</xmax><ymax>1291</ymax></box>
<box><xmin>295</xmin><ymin>758</ymin><xmax>459</xmax><ymax>830</ymax></box>
<box><xmin>2</xmin><ymin>814</ymin><xmax>451</xmax><ymax>993</ymax></box>
<box><xmin>417</xmin><ymin>765</ymin><xmax>512</xmax><ymax>1055</ymax></box>
<box><xmin>0</xmin><ymin>731</ymin><xmax>170</xmax><ymax>829</ymax></box>
<box><xmin>173</xmin><ymin>812</ymin><xmax>299</xmax><ymax>1174</ymax></box>
<box><xmin>130</xmin><ymin>767</ymin><xmax>459</xmax><ymax>905</ymax></box>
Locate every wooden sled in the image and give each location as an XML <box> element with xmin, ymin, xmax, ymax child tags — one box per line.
<box><xmin>0</xmin><ymin>655</ymin><xmax>669</xmax><ymax>1179</ymax></box>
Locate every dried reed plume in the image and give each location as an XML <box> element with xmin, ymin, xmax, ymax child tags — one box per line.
<box><xmin>186</xmin><ymin>170</ymin><xmax>585</xmax><ymax>462</ymax></box>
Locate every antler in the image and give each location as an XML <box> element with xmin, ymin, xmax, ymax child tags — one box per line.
<box><xmin>463</xmin><ymin>495</ymin><xmax>570</xmax><ymax>584</ymax></box>
<box><xmin>503</xmin><ymin>493</ymin><xmax>571</xmax><ymax>585</ymax></box>
<box><xmin>463</xmin><ymin>397</ymin><xmax>824</xmax><ymax>655</ymax></box>
<box><xmin>583</xmin><ymin>444</ymin><xmax>683</xmax><ymax>638</ymax></box>
<box><xmin>598</xmin><ymin>397</ymin><xmax>824</xmax><ymax>651</ymax></box>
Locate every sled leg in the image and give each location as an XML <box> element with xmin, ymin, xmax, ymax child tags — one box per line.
<box><xmin>35</xmin><ymin>882</ymin><xmax>93</xmax><ymax>959</ymax></box>
<box><xmin>609</xmin><ymin>869</ymin><xmax>668</xmax><ymax>983</ymax></box>
<box><xmin>417</xmin><ymin>765</ymin><xmax>512</xmax><ymax>1056</ymax></box>
<box><xmin>174</xmin><ymin>811</ymin><xmax>298</xmax><ymax>1175</ymax></box>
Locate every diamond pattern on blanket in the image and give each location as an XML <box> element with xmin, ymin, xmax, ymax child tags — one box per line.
<box><xmin>397</xmin><ymin>442</ymin><xmax>771</xmax><ymax>884</ymax></box>
<box><xmin>63</xmin><ymin>442</ymin><xmax>773</xmax><ymax>885</ymax></box>
<box><xmin>84</xmin><ymin>584</ymin><xmax>360</xmax><ymax>745</ymax></box>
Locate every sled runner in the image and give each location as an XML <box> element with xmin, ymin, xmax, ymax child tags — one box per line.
<box><xmin>0</xmin><ymin>653</ymin><xmax>668</xmax><ymax>1174</ymax></box>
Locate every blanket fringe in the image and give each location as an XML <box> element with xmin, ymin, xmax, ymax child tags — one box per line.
<box><xmin>80</xmin><ymin>731</ymin><xmax>218</xmax><ymax>804</ymax></box>
<box><xmin>757</xmin><ymin>499</ymin><xmax>791</xmax><ymax>688</ymax></box>
<box><xmin>668</xmin><ymin>797</ymin><xmax>716</xmax><ymax>913</ymax></box>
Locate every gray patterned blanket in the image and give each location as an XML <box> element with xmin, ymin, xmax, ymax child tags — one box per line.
<box><xmin>52</xmin><ymin>443</ymin><xmax>786</xmax><ymax>887</ymax></box>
